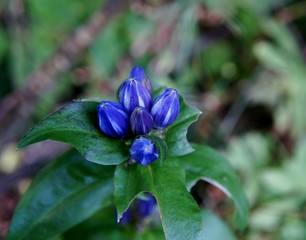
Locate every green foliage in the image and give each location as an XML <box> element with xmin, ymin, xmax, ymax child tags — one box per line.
<box><xmin>28</xmin><ymin>0</ymin><xmax>103</xmax><ymax>67</ymax></box>
<box><xmin>0</xmin><ymin>27</ymin><xmax>8</xmax><ymax>60</ymax></box>
<box><xmin>9</xmin><ymin>91</ymin><xmax>247</xmax><ymax>239</ymax></box>
<box><xmin>7</xmin><ymin>150</ymin><xmax>115</xmax><ymax>240</ymax></box>
<box><xmin>6</xmin><ymin>0</ymin><xmax>306</xmax><ymax>238</ymax></box>
<box><xmin>182</xmin><ymin>144</ymin><xmax>249</xmax><ymax>229</ymax></box>
<box><xmin>200</xmin><ymin>41</ymin><xmax>233</xmax><ymax>75</ymax></box>
<box><xmin>174</xmin><ymin>2</ymin><xmax>198</xmax><ymax>72</ymax></box>
<box><xmin>202</xmin><ymin>210</ymin><xmax>237</xmax><ymax>240</ymax></box>
<box><xmin>90</xmin><ymin>17</ymin><xmax>129</xmax><ymax>79</ymax></box>
<box><xmin>114</xmin><ymin>159</ymin><xmax>202</xmax><ymax>240</ymax></box>
<box><xmin>166</xmin><ymin>95</ymin><xmax>202</xmax><ymax>156</ymax></box>
<box><xmin>253</xmin><ymin>20</ymin><xmax>306</xmax><ymax>138</ymax></box>
<box><xmin>18</xmin><ymin>101</ymin><xmax>129</xmax><ymax>165</ymax></box>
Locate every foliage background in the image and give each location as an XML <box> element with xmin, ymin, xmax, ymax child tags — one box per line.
<box><xmin>0</xmin><ymin>0</ymin><xmax>306</xmax><ymax>239</ymax></box>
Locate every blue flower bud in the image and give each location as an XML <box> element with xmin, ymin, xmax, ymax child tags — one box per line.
<box><xmin>130</xmin><ymin>66</ymin><xmax>146</xmax><ymax>81</ymax></box>
<box><xmin>151</xmin><ymin>88</ymin><xmax>180</xmax><ymax>129</ymax></box>
<box><xmin>130</xmin><ymin>136</ymin><xmax>159</xmax><ymax>166</ymax></box>
<box><xmin>137</xmin><ymin>193</ymin><xmax>156</xmax><ymax>218</ymax></box>
<box><xmin>119</xmin><ymin>208</ymin><xmax>132</xmax><ymax>224</ymax></box>
<box><xmin>97</xmin><ymin>101</ymin><xmax>129</xmax><ymax>138</ymax></box>
<box><xmin>119</xmin><ymin>78</ymin><xmax>152</xmax><ymax>114</ymax></box>
<box><xmin>130</xmin><ymin>107</ymin><xmax>153</xmax><ymax>135</ymax></box>
<box><xmin>130</xmin><ymin>66</ymin><xmax>153</xmax><ymax>96</ymax></box>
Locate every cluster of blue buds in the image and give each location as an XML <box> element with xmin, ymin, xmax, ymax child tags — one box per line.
<box><xmin>97</xmin><ymin>66</ymin><xmax>180</xmax><ymax>166</ymax></box>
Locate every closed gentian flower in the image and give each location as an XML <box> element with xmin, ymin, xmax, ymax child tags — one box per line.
<box><xmin>130</xmin><ymin>66</ymin><xmax>153</xmax><ymax>96</ymax></box>
<box><xmin>97</xmin><ymin>101</ymin><xmax>129</xmax><ymax>138</ymax></box>
<box><xmin>151</xmin><ymin>88</ymin><xmax>180</xmax><ymax>129</ymax></box>
<box><xmin>119</xmin><ymin>208</ymin><xmax>132</xmax><ymax>224</ymax></box>
<box><xmin>130</xmin><ymin>136</ymin><xmax>159</xmax><ymax>166</ymax></box>
<box><xmin>130</xmin><ymin>107</ymin><xmax>153</xmax><ymax>135</ymax></box>
<box><xmin>137</xmin><ymin>193</ymin><xmax>156</xmax><ymax>218</ymax></box>
<box><xmin>130</xmin><ymin>66</ymin><xmax>146</xmax><ymax>81</ymax></box>
<box><xmin>119</xmin><ymin>78</ymin><xmax>151</xmax><ymax>114</ymax></box>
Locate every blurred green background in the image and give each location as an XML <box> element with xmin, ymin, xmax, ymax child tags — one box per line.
<box><xmin>1</xmin><ymin>0</ymin><xmax>306</xmax><ymax>239</ymax></box>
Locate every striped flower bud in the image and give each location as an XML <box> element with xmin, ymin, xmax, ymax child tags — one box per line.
<box><xmin>130</xmin><ymin>107</ymin><xmax>153</xmax><ymax>135</ymax></box>
<box><xmin>130</xmin><ymin>66</ymin><xmax>145</xmax><ymax>81</ymax></box>
<box><xmin>130</xmin><ymin>66</ymin><xmax>153</xmax><ymax>96</ymax></box>
<box><xmin>151</xmin><ymin>88</ymin><xmax>180</xmax><ymax>129</ymax></box>
<box><xmin>119</xmin><ymin>78</ymin><xmax>152</xmax><ymax>114</ymax></box>
<box><xmin>130</xmin><ymin>136</ymin><xmax>159</xmax><ymax>166</ymax></box>
<box><xmin>97</xmin><ymin>101</ymin><xmax>129</xmax><ymax>138</ymax></box>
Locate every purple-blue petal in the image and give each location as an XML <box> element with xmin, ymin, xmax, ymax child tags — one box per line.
<box><xmin>151</xmin><ymin>88</ymin><xmax>180</xmax><ymax>129</ymax></box>
<box><xmin>130</xmin><ymin>66</ymin><xmax>146</xmax><ymax>81</ymax></box>
<box><xmin>143</xmin><ymin>77</ymin><xmax>153</xmax><ymax>96</ymax></box>
<box><xmin>130</xmin><ymin>107</ymin><xmax>153</xmax><ymax>135</ymax></box>
<box><xmin>97</xmin><ymin>101</ymin><xmax>130</xmax><ymax>138</ymax></box>
<box><xmin>130</xmin><ymin>137</ymin><xmax>159</xmax><ymax>166</ymax></box>
<box><xmin>119</xmin><ymin>79</ymin><xmax>152</xmax><ymax>114</ymax></box>
<box><xmin>137</xmin><ymin>193</ymin><xmax>157</xmax><ymax>218</ymax></box>
<box><xmin>119</xmin><ymin>208</ymin><xmax>132</xmax><ymax>224</ymax></box>
<box><xmin>129</xmin><ymin>66</ymin><xmax>153</xmax><ymax>96</ymax></box>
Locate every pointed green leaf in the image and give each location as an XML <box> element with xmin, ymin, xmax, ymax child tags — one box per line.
<box><xmin>114</xmin><ymin>159</ymin><xmax>202</xmax><ymax>240</ymax></box>
<box><xmin>7</xmin><ymin>150</ymin><xmax>115</xmax><ymax>240</ymax></box>
<box><xmin>181</xmin><ymin>143</ymin><xmax>249</xmax><ymax>229</ymax></box>
<box><xmin>18</xmin><ymin>101</ymin><xmax>129</xmax><ymax>165</ymax></box>
<box><xmin>165</xmin><ymin>95</ymin><xmax>202</xmax><ymax>157</ymax></box>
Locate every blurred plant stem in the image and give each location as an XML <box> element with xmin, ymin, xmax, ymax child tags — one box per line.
<box><xmin>7</xmin><ymin>0</ymin><xmax>32</xmax><ymax>88</ymax></box>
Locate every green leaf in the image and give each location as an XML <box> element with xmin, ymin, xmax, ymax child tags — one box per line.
<box><xmin>166</xmin><ymin>95</ymin><xmax>202</xmax><ymax>157</ymax></box>
<box><xmin>181</xmin><ymin>143</ymin><xmax>249</xmax><ymax>229</ymax></box>
<box><xmin>18</xmin><ymin>101</ymin><xmax>129</xmax><ymax>165</ymax></box>
<box><xmin>7</xmin><ymin>150</ymin><xmax>115</xmax><ymax>240</ymax></box>
<box><xmin>114</xmin><ymin>159</ymin><xmax>202</xmax><ymax>240</ymax></box>
<box><xmin>202</xmin><ymin>210</ymin><xmax>237</xmax><ymax>240</ymax></box>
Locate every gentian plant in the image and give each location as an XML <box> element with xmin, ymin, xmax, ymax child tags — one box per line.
<box><xmin>7</xmin><ymin>66</ymin><xmax>248</xmax><ymax>240</ymax></box>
